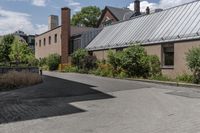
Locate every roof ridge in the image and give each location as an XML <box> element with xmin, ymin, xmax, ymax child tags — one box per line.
<box><xmin>105</xmin><ymin>0</ymin><xmax>200</xmax><ymax>27</ymax></box>
<box><xmin>106</xmin><ymin>6</ymin><xmax>132</xmax><ymax>11</ymax></box>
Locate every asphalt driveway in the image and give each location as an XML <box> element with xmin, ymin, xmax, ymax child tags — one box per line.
<box><xmin>1</xmin><ymin>71</ymin><xmax>200</xmax><ymax>133</ymax></box>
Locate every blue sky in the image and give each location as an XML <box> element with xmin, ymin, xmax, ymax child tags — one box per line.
<box><xmin>0</xmin><ymin>0</ymin><xmax>194</xmax><ymax>35</ymax></box>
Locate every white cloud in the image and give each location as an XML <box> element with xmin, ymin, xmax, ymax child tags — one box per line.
<box><xmin>32</xmin><ymin>0</ymin><xmax>47</xmax><ymax>7</ymax></box>
<box><xmin>128</xmin><ymin>1</ymin><xmax>158</xmax><ymax>12</ymax></box>
<box><xmin>0</xmin><ymin>8</ymin><xmax>47</xmax><ymax>35</ymax></box>
<box><xmin>128</xmin><ymin>0</ymin><xmax>195</xmax><ymax>12</ymax></box>
<box><xmin>65</xmin><ymin>0</ymin><xmax>81</xmax><ymax>12</ymax></box>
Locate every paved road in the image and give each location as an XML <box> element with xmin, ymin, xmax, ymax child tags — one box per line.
<box><xmin>0</xmin><ymin>71</ymin><xmax>200</xmax><ymax>133</ymax></box>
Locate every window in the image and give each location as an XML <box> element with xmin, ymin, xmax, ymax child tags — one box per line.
<box><xmin>54</xmin><ymin>34</ymin><xmax>57</xmax><ymax>43</ymax></box>
<box><xmin>88</xmin><ymin>51</ymin><xmax>93</xmax><ymax>56</ymax></box>
<box><xmin>39</xmin><ymin>40</ymin><xmax>41</xmax><ymax>47</ymax></box>
<box><xmin>102</xmin><ymin>19</ymin><xmax>113</xmax><ymax>27</ymax></box>
<box><xmin>49</xmin><ymin>36</ymin><xmax>51</xmax><ymax>45</ymax></box>
<box><xmin>44</xmin><ymin>38</ymin><xmax>46</xmax><ymax>46</ymax></box>
<box><xmin>162</xmin><ymin>44</ymin><xmax>174</xmax><ymax>66</ymax></box>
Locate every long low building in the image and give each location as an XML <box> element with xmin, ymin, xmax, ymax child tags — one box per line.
<box><xmin>86</xmin><ymin>0</ymin><xmax>200</xmax><ymax>78</ymax></box>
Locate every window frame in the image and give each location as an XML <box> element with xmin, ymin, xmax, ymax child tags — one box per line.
<box><xmin>49</xmin><ymin>36</ymin><xmax>51</xmax><ymax>45</ymax></box>
<box><xmin>54</xmin><ymin>34</ymin><xmax>57</xmax><ymax>43</ymax></box>
<box><xmin>39</xmin><ymin>40</ymin><xmax>41</xmax><ymax>47</ymax></box>
<box><xmin>161</xmin><ymin>44</ymin><xmax>174</xmax><ymax>69</ymax></box>
<box><xmin>43</xmin><ymin>38</ymin><xmax>46</xmax><ymax>46</ymax></box>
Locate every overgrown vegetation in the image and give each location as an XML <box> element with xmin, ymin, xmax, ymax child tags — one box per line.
<box><xmin>68</xmin><ymin>45</ymin><xmax>161</xmax><ymax>79</ymax></box>
<box><xmin>71</xmin><ymin>49</ymin><xmax>97</xmax><ymax>71</ymax></box>
<box><xmin>0</xmin><ymin>35</ymin><xmax>37</xmax><ymax>67</ymax></box>
<box><xmin>107</xmin><ymin>45</ymin><xmax>161</xmax><ymax>78</ymax></box>
<box><xmin>46</xmin><ymin>53</ymin><xmax>60</xmax><ymax>71</ymax></box>
<box><xmin>66</xmin><ymin>44</ymin><xmax>199</xmax><ymax>85</ymax></box>
<box><xmin>0</xmin><ymin>71</ymin><xmax>42</xmax><ymax>91</ymax></box>
<box><xmin>186</xmin><ymin>47</ymin><xmax>200</xmax><ymax>84</ymax></box>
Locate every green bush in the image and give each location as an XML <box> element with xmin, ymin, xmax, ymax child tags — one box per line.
<box><xmin>71</xmin><ymin>49</ymin><xmax>97</xmax><ymax>72</ymax></box>
<box><xmin>108</xmin><ymin>50</ymin><xmax>123</xmax><ymax>70</ymax></box>
<box><xmin>39</xmin><ymin>58</ymin><xmax>47</xmax><ymax>67</ymax></box>
<box><xmin>83</xmin><ymin>55</ymin><xmax>97</xmax><ymax>70</ymax></box>
<box><xmin>46</xmin><ymin>53</ymin><xmax>60</xmax><ymax>71</ymax></box>
<box><xmin>108</xmin><ymin>45</ymin><xmax>151</xmax><ymax>78</ymax></box>
<box><xmin>27</xmin><ymin>55</ymin><xmax>39</xmax><ymax>67</ymax></box>
<box><xmin>176</xmin><ymin>73</ymin><xmax>194</xmax><ymax>83</ymax></box>
<box><xmin>148</xmin><ymin>55</ymin><xmax>161</xmax><ymax>77</ymax></box>
<box><xmin>94</xmin><ymin>63</ymin><xmax>114</xmax><ymax>77</ymax></box>
<box><xmin>186</xmin><ymin>47</ymin><xmax>200</xmax><ymax>84</ymax></box>
<box><xmin>71</xmin><ymin>49</ymin><xmax>87</xmax><ymax>69</ymax></box>
<box><xmin>63</xmin><ymin>65</ymin><xmax>78</xmax><ymax>73</ymax></box>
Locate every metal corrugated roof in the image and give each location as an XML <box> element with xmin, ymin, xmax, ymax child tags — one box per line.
<box><xmin>87</xmin><ymin>1</ymin><xmax>200</xmax><ymax>51</ymax></box>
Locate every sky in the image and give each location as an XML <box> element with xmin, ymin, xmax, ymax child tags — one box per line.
<box><xmin>0</xmin><ymin>0</ymin><xmax>196</xmax><ymax>35</ymax></box>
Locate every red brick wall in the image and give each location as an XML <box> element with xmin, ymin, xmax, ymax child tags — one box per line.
<box><xmin>61</xmin><ymin>7</ymin><xmax>71</xmax><ymax>64</ymax></box>
<box><xmin>98</xmin><ymin>10</ymin><xmax>118</xmax><ymax>27</ymax></box>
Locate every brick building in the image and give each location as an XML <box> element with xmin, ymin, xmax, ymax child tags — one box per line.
<box><xmin>35</xmin><ymin>7</ymin><xmax>101</xmax><ymax>64</ymax></box>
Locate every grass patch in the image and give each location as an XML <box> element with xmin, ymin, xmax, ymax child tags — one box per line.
<box><xmin>0</xmin><ymin>71</ymin><xmax>43</xmax><ymax>91</ymax></box>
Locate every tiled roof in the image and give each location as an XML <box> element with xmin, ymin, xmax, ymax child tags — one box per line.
<box><xmin>87</xmin><ymin>1</ymin><xmax>200</xmax><ymax>51</ymax></box>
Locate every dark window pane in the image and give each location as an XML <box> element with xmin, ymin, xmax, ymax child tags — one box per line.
<box><xmin>163</xmin><ymin>45</ymin><xmax>174</xmax><ymax>66</ymax></box>
<box><xmin>49</xmin><ymin>36</ymin><xmax>51</xmax><ymax>44</ymax></box>
<box><xmin>54</xmin><ymin>34</ymin><xmax>57</xmax><ymax>43</ymax></box>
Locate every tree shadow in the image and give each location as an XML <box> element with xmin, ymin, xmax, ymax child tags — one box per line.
<box><xmin>0</xmin><ymin>76</ymin><xmax>114</xmax><ymax>124</ymax></box>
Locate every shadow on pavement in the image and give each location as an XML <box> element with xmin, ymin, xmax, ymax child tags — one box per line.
<box><xmin>0</xmin><ymin>76</ymin><xmax>114</xmax><ymax>124</ymax></box>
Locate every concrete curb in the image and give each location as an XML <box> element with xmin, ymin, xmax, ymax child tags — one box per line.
<box><xmin>126</xmin><ymin>78</ymin><xmax>200</xmax><ymax>88</ymax></box>
<box><xmin>45</xmin><ymin>71</ymin><xmax>200</xmax><ymax>88</ymax></box>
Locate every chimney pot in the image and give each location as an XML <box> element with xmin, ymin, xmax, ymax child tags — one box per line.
<box><xmin>146</xmin><ymin>7</ymin><xmax>150</xmax><ymax>15</ymax></box>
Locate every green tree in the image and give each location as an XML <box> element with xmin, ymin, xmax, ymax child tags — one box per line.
<box><xmin>0</xmin><ymin>34</ymin><xmax>15</xmax><ymax>64</ymax></box>
<box><xmin>186</xmin><ymin>47</ymin><xmax>200</xmax><ymax>84</ymax></box>
<box><xmin>71</xmin><ymin>6</ymin><xmax>101</xmax><ymax>27</ymax></box>
<box><xmin>9</xmin><ymin>38</ymin><xmax>33</xmax><ymax>65</ymax></box>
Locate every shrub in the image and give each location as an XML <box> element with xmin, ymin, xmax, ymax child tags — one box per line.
<box><xmin>108</xmin><ymin>50</ymin><xmax>123</xmax><ymax>70</ymax></box>
<box><xmin>39</xmin><ymin>58</ymin><xmax>47</xmax><ymax>67</ymax></box>
<box><xmin>63</xmin><ymin>65</ymin><xmax>78</xmax><ymax>73</ymax></box>
<box><xmin>71</xmin><ymin>49</ymin><xmax>97</xmax><ymax>72</ymax></box>
<box><xmin>94</xmin><ymin>63</ymin><xmax>114</xmax><ymax>77</ymax></box>
<box><xmin>176</xmin><ymin>73</ymin><xmax>194</xmax><ymax>83</ymax></box>
<box><xmin>108</xmin><ymin>45</ymin><xmax>150</xmax><ymax>78</ymax></box>
<box><xmin>186</xmin><ymin>47</ymin><xmax>200</xmax><ymax>84</ymax></box>
<box><xmin>0</xmin><ymin>71</ymin><xmax>42</xmax><ymax>91</ymax></box>
<box><xmin>71</xmin><ymin>49</ymin><xmax>87</xmax><ymax>69</ymax></box>
<box><xmin>27</xmin><ymin>55</ymin><xmax>39</xmax><ymax>67</ymax></box>
<box><xmin>83</xmin><ymin>55</ymin><xmax>97</xmax><ymax>70</ymax></box>
<box><xmin>46</xmin><ymin>53</ymin><xmax>60</xmax><ymax>71</ymax></box>
<box><xmin>148</xmin><ymin>55</ymin><xmax>161</xmax><ymax>77</ymax></box>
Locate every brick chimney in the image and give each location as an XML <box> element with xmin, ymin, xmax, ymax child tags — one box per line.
<box><xmin>146</xmin><ymin>7</ymin><xmax>150</xmax><ymax>15</ymax></box>
<box><xmin>61</xmin><ymin>7</ymin><xmax>71</xmax><ymax>64</ymax></box>
<box><xmin>134</xmin><ymin>0</ymin><xmax>141</xmax><ymax>16</ymax></box>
